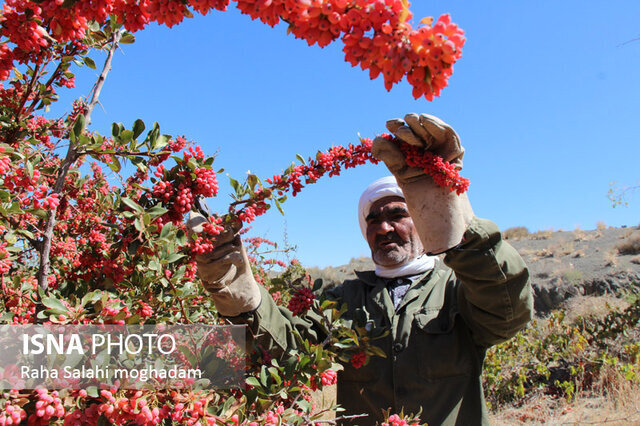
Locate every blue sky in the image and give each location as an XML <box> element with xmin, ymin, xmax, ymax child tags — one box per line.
<box><xmin>66</xmin><ymin>1</ymin><xmax>640</xmax><ymax>268</ymax></box>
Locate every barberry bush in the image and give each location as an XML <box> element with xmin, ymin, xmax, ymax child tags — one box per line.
<box><xmin>0</xmin><ymin>0</ymin><xmax>467</xmax><ymax>423</ymax></box>
<box><xmin>483</xmin><ymin>287</ymin><xmax>640</xmax><ymax>411</ymax></box>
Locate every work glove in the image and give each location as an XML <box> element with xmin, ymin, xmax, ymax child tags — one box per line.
<box><xmin>372</xmin><ymin>113</ymin><xmax>474</xmax><ymax>254</ymax></box>
<box><xmin>187</xmin><ymin>212</ymin><xmax>261</xmax><ymax>317</ymax></box>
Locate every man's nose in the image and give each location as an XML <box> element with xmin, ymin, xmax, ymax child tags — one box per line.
<box><xmin>377</xmin><ymin>220</ymin><xmax>394</xmax><ymax>234</ymax></box>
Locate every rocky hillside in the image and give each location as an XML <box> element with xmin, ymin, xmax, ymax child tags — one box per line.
<box><xmin>306</xmin><ymin>224</ymin><xmax>640</xmax><ymax>316</ymax></box>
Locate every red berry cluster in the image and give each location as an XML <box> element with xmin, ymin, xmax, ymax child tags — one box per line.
<box><xmin>383</xmin><ymin>414</ymin><xmax>419</xmax><ymax>426</ymax></box>
<box><xmin>234</xmin><ymin>0</ymin><xmax>464</xmax><ymax>100</ymax></box>
<box><xmin>350</xmin><ymin>351</ymin><xmax>367</xmax><ymax>369</ymax></box>
<box><xmin>137</xmin><ymin>301</ymin><xmax>154</xmax><ymax>318</ymax></box>
<box><xmin>99</xmin><ymin>299</ymin><xmax>132</xmax><ymax>324</ymax></box>
<box><xmin>320</xmin><ymin>368</ymin><xmax>337</xmax><ymax>386</ymax></box>
<box><xmin>390</xmin><ymin>135</ymin><xmax>470</xmax><ymax>195</ymax></box>
<box><xmin>151</xmin><ymin>148</ymin><xmax>219</xmax><ymax>223</ymax></box>
<box><xmin>287</xmin><ymin>287</ymin><xmax>315</xmax><ymax>316</ymax></box>
<box><xmin>189</xmin><ymin>216</ymin><xmax>225</xmax><ymax>255</ymax></box>
<box><xmin>226</xmin><ymin>138</ymin><xmax>376</xmax><ymax>226</ymax></box>
<box><xmin>28</xmin><ymin>389</ymin><xmax>65</xmax><ymax>424</ymax></box>
<box><xmin>0</xmin><ymin>399</ymin><xmax>27</xmax><ymax>425</ymax></box>
<box><xmin>98</xmin><ymin>389</ymin><xmax>170</xmax><ymax>425</ymax></box>
<box><xmin>266</xmin><ymin>138</ymin><xmax>376</xmax><ymax>197</ymax></box>
<box><xmin>0</xmin><ymin>0</ymin><xmax>463</xmax><ymax>102</ymax></box>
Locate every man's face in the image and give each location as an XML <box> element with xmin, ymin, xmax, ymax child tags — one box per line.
<box><xmin>365</xmin><ymin>196</ymin><xmax>424</xmax><ymax>267</ymax></box>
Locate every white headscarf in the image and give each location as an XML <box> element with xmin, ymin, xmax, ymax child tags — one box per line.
<box><xmin>358</xmin><ymin>176</ymin><xmax>435</xmax><ymax>278</ymax></box>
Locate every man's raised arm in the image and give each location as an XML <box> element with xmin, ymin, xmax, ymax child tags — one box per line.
<box><xmin>372</xmin><ymin>113</ymin><xmax>533</xmax><ymax>347</ymax></box>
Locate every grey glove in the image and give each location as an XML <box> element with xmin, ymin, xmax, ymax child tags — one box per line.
<box><xmin>187</xmin><ymin>212</ymin><xmax>261</xmax><ymax>317</ymax></box>
<box><xmin>372</xmin><ymin>113</ymin><xmax>474</xmax><ymax>254</ymax></box>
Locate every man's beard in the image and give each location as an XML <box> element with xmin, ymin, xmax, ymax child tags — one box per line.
<box><xmin>372</xmin><ymin>234</ymin><xmax>418</xmax><ymax>266</ymax></box>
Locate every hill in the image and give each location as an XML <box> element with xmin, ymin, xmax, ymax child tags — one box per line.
<box><xmin>306</xmin><ymin>224</ymin><xmax>640</xmax><ymax>316</ymax></box>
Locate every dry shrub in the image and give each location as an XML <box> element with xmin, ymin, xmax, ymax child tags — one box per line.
<box><xmin>561</xmin><ymin>268</ymin><xmax>583</xmax><ymax>285</ymax></box>
<box><xmin>549</xmin><ymin>241</ymin><xmax>574</xmax><ymax>257</ymax></box>
<box><xmin>563</xmin><ymin>295</ymin><xmax>629</xmax><ymax>323</ymax></box>
<box><xmin>572</xmin><ymin>250</ymin><xmax>585</xmax><ymax>258</ymax></box>
<box><xmin>631</xmin><ymin>255</ymin><xmax>640</xmax><ymax>265</ymax></box>
<box><xmin>573</xmin><ymin>228</ymin><xmax>601</xmax><ymax>242</ymax></box>
<box><xmin>556</xmin><ymin>369</ymin><xmax>640</xmax><ymax>425</ymax></box>
<box><xmin>531</xmin><ymin>229</ymin><xmax>554</xmax><ymax>240</ymax></box>
<box><xmin>503</xmin><ymin>226</ymin><xmax>529</xmax><ymax>240</ymax></box>
<box><xmin>615</xmin><ymin>230</ymin><xmax>640</xmax><ymax>255</ymax></box>
<box><xmin>596</xmin><ymin>221</ymin><xmax>608</xmax><ymax>231</ymax></box>
<box><xmin>604</xmin><ymin>249</ymin><xmax>619</xmax><ymax>267</ymax></box>
<box><xmin>534</xmin><ymin>248</ymin><xmax>554</xmax><ymax>258</ymax></box>
<box><xmin>573</xmin><ymin>228</ymin><xmax>588</xmax><ymax>241</ymax></box>
<box><xmin>489</xmin><ymin>351</ymin><xmax>640</xmax><ymax>426</ymax></box>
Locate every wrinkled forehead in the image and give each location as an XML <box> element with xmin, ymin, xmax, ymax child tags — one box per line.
<box><xmin>367</xmin><ymin>196</ymin><xmax>407</xmax><ymax>218</ymax></box>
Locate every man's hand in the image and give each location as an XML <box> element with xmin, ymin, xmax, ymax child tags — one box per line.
<box><xmin>371</xmin><ymin>113</ymin><xmax>474</xmax><ymax>254</ymax></box>
<box><xmin>187</xmin><ymin>212</ymin><xmax>261</xmax><ymax>317</ymax></box>
<box><xmin>372</xmin><ymin>113</ymin><xmax>464</xmax><ymax>183</ymax></box>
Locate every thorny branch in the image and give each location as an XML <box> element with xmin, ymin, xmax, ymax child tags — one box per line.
<box><xmin>36</xmin><ymin>30</ymin><xmax>123</xmax><ymax>292</ymax></box>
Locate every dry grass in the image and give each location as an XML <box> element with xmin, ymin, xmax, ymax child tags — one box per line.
<box><xmin>573</xmin><ymin>228</ymin><xmax>602</xmax><ymax>242</ymax></box>
<box><xmin>489</xmin><ymin>368</ymin><xmax>640</xmax><ymax>425</ymax></box>
<box><xmin>531</xmin><ymin>229</ymin><xmax>554</xmax><ymax>240</ymax></box>
<box><xmin>561</xmin><ymin>268</ymin><xmax>583</xmax><ymax>285</ymax></box>
<box><xmin>597</xmin><ymin>221</ymin><xmax>608</xmax><ymax>231</ymax></box>
<box><xmin>572</xmin><ymin>250</ymin><xmax>585</xmax><ymax>258</ymax></box>
<box><xmin>534</xmin><ymin>248</ymin><xmax>554</xmax><ymax>258</ymax></box>
<box><xmin>563</xmin><ymin>294</ymin><xmax>629</xmax><ymax>323</ymax></box>
<box><xmin>552</xmin><ymin>241</ymin><xmax>575</xmax><ymax>257</ymax></box>
<box><xmin>503</xmin><ymin>226</ymin><xmax>530</xmax><ymax>240</ymax></box>
<box><xmin>615</xmin><ymin>230</ymin><xmax>640</xmax><ymax>255</ymax></box>
<box><xmin>605</xmin><ymin>249</ymin><xmax>619</xmax><ymax>267</ymax></box>
<box><xmin>631</xmin><ymin>255</ymin><xmax>640</xmax><ymax>265</ymax></box>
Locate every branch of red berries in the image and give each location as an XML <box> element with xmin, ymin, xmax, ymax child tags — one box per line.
<box><xmin>1</xmin><ymin>0</ymin><xmax>464</xmax><ymax>101</ymax></box>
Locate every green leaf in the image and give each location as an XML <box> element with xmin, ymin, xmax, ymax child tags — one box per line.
<box><xmin>121</xmin><ymin>197</ymin><xmax>143</xmax><ymax>213</ymax></box>
<box><xmin>81</xmin><ymin>290</ymin><xmax>103</xmax><ymax>306</ymax></box>
<box><xmin>42</xmin><ymin>296</ymin><xmax>68</xmax><ymax>314</ymax></box>
<box><xmin>148</xmin><ymin>259</ymin><xmax>160</xmax><ymax>271</ymax></box>
<box><xmin>146</xmin><ymin>205</ymin><xmax>168</xmax><ymax>218</ymax></box>
<box><xmin>119</xmin><ymin>129</ymin><xmax>134</xmax><ymax>143</ymax></box>
<box><xmin>259</xmin><ymin>366</ymin><xmax>268</xmax><ymax>386</ymax></box>
<box><xmin>111</xmin><ymin>122</ymin><xmax>124</xmax><ymax>138</ymax></box>
<box><xmin>155</xmin><ymin>134</ymin><xmax>170</xmax><ymax>150</ymax></box>
<box><xmin>247</xmin><ymin>174</ymin><xmax>259</xmax><ymax>192</ymax></box>
<box><xmin>30</xmin><ymin>208</ymin><xmax>47</xmax><ymax>218</ymax></box>
<box><xmin>312</xmin><ymin>279</ymin><xmax>324</xmax><ymax>292</ymax></box>
<box><xmin>86</xmin><ymin>386</ymin><xmax>98</xmax><ymax>398</ymax></box>
<box><xmin>72</xmin><ymin>114</ymin><xmax>86</xmax><ymax>140</ymax></box>
<box><xmin>268</xmin><ymin>367</ymin><xmax>282</xmax><ymax>385</ymax></box>
<box><xmin>187</xmin><ymin>158</ymin><xmax>197</xmax><ymax>171</ymax></box>
<box><xmin>166</xmin><ymin>253</ymin><xmax>186</xmax><ymax>264</ymax></box>
<box><xmin>160</xmin><ymin>222</ymin><xmax>174</xmax><ymax>239</ymax></box>
<box><xmin>25</xmin><ymin>160</ymin><xmax>34</xmax><ymax>180</ymax></box>
<box><xmin>132</xmin><ymin>119</ymin><xmax>145</xmax><ymax>139</ymax></box>
<box><xmin>120</xmin><ymin>32</ymin><xmax>136</xmax><ymax>44</ymax></box>
<box><xmin>274</xmin><ymin>197</ymin><xmax>285</xmax><ymax>216</ymax></box>
<box><xmin>229</xmin><ymin>177</ymin><xmax>240</xmax><ymax>193</ymax></box>
<box><xmin>107</xmin><ymin>157</ymin><xmax>121</xmax><ymax>173</ymax></box>
<box><xmin>245</xmin><ymin>377</ymin><xmax>261</xmax><ymax>388</ymax></box>
<box><xmin>296</xmin><ymin>154</ymin><xmax>307</xmax><ymax>165</ymax></box>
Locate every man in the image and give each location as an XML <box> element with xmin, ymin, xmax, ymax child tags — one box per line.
<box><xmin>189</xmin><ymin>114</ymin><xmax>533</xmax><ymax>425</ymax></box>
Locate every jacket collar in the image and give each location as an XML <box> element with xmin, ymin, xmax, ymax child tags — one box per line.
<box><xmin>355</xmin><ymin>268</ymin><xmax>440</xmax><ymax>316</ymax></box>
<box><xmin>354</xmin><ymin>268</ymin><xmax>434</xmax><ymax>286</ymax></box>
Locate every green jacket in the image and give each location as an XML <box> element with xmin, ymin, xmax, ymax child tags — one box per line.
<box><xmin>234</xmin><ymin>217</ymin><xmax>532</xmax><ymax>425</ymax></box>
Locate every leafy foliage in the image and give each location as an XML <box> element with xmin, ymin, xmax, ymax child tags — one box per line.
<box><xmin>483</xmin><ymin>286</ymin><xmax>640</xmax><ymax>410</ymax></box>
